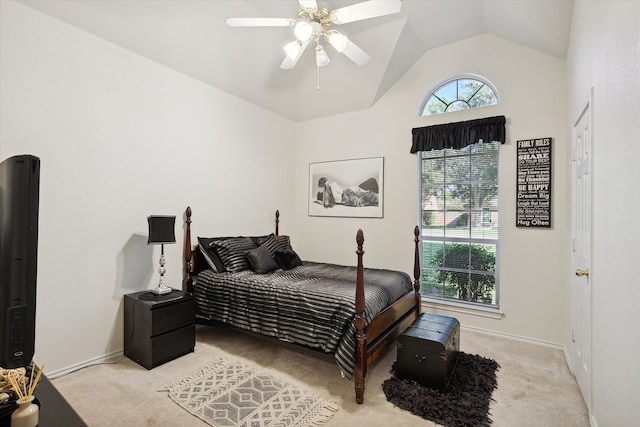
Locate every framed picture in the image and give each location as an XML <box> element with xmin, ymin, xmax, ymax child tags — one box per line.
<box><xmin>309</xmin><ymin>157</ymin><xmax>383</xmax><ymax>218</ymax></box>
<box><xmin>516</xmin><ymin>137</ymin><xmax>552</xmax><ymax>228</ymax></box>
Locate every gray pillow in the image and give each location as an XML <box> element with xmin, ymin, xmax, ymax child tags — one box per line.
<box><xmin>246</xmin><ymin>245</ymin><xmax>279</xmax><ymax>274</ymax></box>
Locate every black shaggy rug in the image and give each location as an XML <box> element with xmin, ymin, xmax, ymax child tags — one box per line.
<box><xmin>382</xmin><ymin>352</ymin><xmax>500</xmax><ymax>427</ymax></box>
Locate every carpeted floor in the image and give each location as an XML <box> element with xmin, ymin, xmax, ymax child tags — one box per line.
<box><xmin>51</xmin><ymin>325</ymin><xmax>590</xmax><ymax>426</ymax></box>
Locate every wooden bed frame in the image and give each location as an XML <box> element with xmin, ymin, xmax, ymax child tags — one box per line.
<box><xmin>181</xmin><ymin>206</ymin><xmax>421</xmax><ymax>404</ymax></box>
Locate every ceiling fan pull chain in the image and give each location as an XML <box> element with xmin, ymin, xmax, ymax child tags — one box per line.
<box><xmin>316</xmin><ymin>66</ymin><xmax>321</xmax><ymax>91</ymax></box>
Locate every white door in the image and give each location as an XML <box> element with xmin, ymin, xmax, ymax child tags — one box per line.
<box><xmin>571</xmin><ymin>92</ymin><xmax>592</xmax><ymax>410</ymax></box>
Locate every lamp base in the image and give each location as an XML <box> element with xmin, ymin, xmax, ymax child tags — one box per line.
<box><xmin>152</xmin><ymin>284</ymin><xmax>173</xmax><ymax>295</ymax></box>
<box><xmin>153</xmin><ymin>251</ymin><xmax>172</xmax><ymax>295</ymax></box>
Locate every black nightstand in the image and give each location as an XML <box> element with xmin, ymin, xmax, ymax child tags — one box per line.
<box><xmin>124</xmin><ymin>289</ymin><xmax>195</xmax><ymax>369</ymax></box>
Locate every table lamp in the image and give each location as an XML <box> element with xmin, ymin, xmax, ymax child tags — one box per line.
<box><xmin>147</xmin><ymin>215</ymin><xmax>176</xmax><ymax>295</ymax></box>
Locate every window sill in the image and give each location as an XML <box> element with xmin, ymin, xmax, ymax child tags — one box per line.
<box><xmin>421</xmin><ymin>298</ymin><xmax>504</xmax><ymax>319</ymax></box>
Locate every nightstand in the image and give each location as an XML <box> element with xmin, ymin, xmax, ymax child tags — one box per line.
<box><xmin>124</xmin><ymin>289</ymin><xmax>195</xmax><ymax>369</ymax></box>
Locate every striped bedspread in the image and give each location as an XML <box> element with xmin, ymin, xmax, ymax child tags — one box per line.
<box><xmin>193</xmin><ymin>261</ymin><xmax>413</xmax><ymax>379</ymax></box>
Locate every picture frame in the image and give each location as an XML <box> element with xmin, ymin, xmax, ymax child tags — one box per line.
<box><xmin>308</xmin><ymin>157</ymin><xmax>384</xmax><ymax>218</ymax></box>
<box><xmin>516</xmin><ymin>137</ymin><xmax>552</xmax><ymax>228</ymax></box>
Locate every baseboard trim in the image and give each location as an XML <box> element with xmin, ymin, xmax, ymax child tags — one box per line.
<box><xmin>461</xmin><ymin>324</ymin><xmax>566</xmax><ymax>352</ymax></box>
<box><xmin>46</xmin><ymin>348</ymin><xmax>124</xmax><ymax>379</ymax></box>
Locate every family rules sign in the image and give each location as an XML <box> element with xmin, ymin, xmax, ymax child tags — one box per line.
<box><xmin>516</xmin><ymin>137</ymin><xmax>552</xmax><ymax>228</ymax></box>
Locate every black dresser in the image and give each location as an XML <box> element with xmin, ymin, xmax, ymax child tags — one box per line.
<box><xmin>0</xmin><ymin>371</ymin><xmax>87</xmax><ymax>427</ymax></box>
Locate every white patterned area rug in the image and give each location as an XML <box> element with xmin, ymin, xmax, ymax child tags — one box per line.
<box><xmin>166</xmin><ymin>359</ymin><xmax>338</xmax><ymax>427</ymax></box>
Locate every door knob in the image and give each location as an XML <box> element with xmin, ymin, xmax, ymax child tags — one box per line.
<box><xmin>575</xmin><ymin>269</ymin><xmax>589</xmax><ymax>277</ymax></box>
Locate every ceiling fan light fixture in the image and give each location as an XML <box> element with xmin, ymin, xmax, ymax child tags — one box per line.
<box><xmin>281</xmin><ymin>41</ymin><xmax>309</xmax><ymax>69</ymax></box>
<box><xmin>315</xmin><ymin>45</ymin><xmax>330</xmax><ymax>67</ymax></box>
<box><xmin>228</xmin><ymin>0</ymin><xmax>402</xmax><ymax>84</ymax></box>
<box><xmin>283</xmin><ymin>40</ymin><xmax>304</xmax><ymax>60</ymax></box>
<box><xmin>326</xmin><ymin>31</ymin><xmax>348</xmax><ymax>52</ymax></box>
<box><xmin>294</xmin><ymin>21</ymin><xmax>313</xmax><ymax>41</ymax></box>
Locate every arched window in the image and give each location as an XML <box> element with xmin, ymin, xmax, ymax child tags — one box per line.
<box><xmin>420</xmin><ymin>75</ymin><xmax>499</xmax><ymax>116</ymax></box>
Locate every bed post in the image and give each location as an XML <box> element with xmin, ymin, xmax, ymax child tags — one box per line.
<box><xmin>354</xmin><ymin>229</ymin><xmax>366</xmax><ymax>404</ymax></box>
<box><xmin>182</xmin><ymin>206</ymin><xmax>194</xmax><ymax>293</ymax></box>
<box><xmin>413</xmin><ymin>225</ymin><xmax>421</xmax><ymax>314</ymax></box>
<box><xmin>275</xmin><ymin>210</ymin><xmax>280</xmax><ymax>236</ymax></box>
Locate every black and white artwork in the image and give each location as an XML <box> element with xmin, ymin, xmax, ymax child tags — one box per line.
<box><xmin>309</xmin><ymin>157</ymin><xmax>383</xmax><ymax>218</ymax></box>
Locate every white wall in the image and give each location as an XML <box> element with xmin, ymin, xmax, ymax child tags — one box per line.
<box><xmin>567</xmin><ymin>2</ymin><xmax>640</xmax><ymax>425</ymax></box>
<box><xmin>0</xmin><ymin>1</ymin><xmax>296</xmax><ymax>375</ymax></box>
<box><xmin>294</xmin><ymin>33</ymin><xmax>570</xmax><ymax>346</ymax></box>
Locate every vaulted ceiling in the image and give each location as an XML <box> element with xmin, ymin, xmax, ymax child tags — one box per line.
<box><xmin>18</xmin><ymin>0</ymin><xmax>574</xmax><ymax>122</ymax></box>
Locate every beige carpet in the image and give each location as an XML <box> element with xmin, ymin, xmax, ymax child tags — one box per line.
<box><xmin>52</xmin><ymin>325</ymin><xmax>589</xmax><ymax>426</ymax></box>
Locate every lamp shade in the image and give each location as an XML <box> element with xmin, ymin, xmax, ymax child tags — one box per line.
<box><xmin>147</xmin><ymin>215</ymin><xmax>176</xmax><ymax>244</ymax></box>
<box><xmin>294</xmin><ymin>21</ymin><xmax>313</xmax><ymax>42</ymax></box>
<box><xmin>315</xmin><ymin>46</ymin><xmax>330</xmax><ymax>67</ymax></box>
<box><xmin>283</xmin><ymin>40</ymin><xmax>304</xmax><ymax>60</ymax></box>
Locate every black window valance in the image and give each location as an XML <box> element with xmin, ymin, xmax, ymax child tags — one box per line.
<box><xmin>410</xmin><ymin>115</ymin><xmax>506</xmax><ymax>153</ymax></box>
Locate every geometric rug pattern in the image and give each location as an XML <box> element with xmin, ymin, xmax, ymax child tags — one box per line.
<box><xmin>167</xmin><ymin>359</ymin><xmax>337</xmax><ymax>427</ymax></box>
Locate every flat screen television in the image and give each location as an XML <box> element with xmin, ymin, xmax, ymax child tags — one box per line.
<box><xmin>0</xmin><ymin>154</ymin><xmax>40</xmax><ymax>368</ymax></box>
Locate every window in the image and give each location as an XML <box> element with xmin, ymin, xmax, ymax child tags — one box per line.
<box><xmin>420</xmin><ymin>75</ymin><xmax>498</xmax><ymax>116</ymax></box>
<box><xmin>419</xmin><ymin>141</ymin><xmax>499</xmax><ymax>307</ymax></box>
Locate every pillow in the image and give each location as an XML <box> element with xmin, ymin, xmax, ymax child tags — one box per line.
<box><xmin>197</xmin><ymin>237</ymin><xmax>229</xmax><ymax>272</ymax></box>
<box><xmin>251</xmin><ymin>234</ymin><xmax>273</xmax><ymax>247</ymax></box>
<box><xmin>210</xmin><ymin>237</ymin><xmax>258</xmax><ymax>273</ymax></box>
<box><xmin>262</xmin><ymin>234</ymin><xmax>292</xmax><ymax>257</ymax></box>
<box><xmin>192</xmin><ymin>245</ymin><xmax>210</xmax><ymax>275</ymax></box>
<box><xmin>246</xmin><ymin>245</ymin><xmax>279</xmax><ymax>274</ymax></box>
<box><xmin>274</xmin><ymin>248</ymin><xmax>302</xmax><ymax>270</ymax></box>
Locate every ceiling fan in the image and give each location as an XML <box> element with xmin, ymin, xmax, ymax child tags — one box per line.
<box><xmin>226</xmin><ymin>1</ymin><xmax>402</xmax><ymax>70</ymax></box>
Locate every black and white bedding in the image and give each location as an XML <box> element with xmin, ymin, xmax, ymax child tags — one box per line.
<box><xmin>193</xmin><ymin>261</ymin><xmax>413</xmax><ymax>379</ymax></box>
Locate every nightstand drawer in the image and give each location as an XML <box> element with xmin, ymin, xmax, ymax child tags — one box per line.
<box><xmin>149</xmin><ymin>324</ymin><xmax>195</xmax><ymax>368</ymax></box>
<box><xmin>151</xmin><ymin>298</ymin><xmax>195</xmax><ymax>337</ymax></box>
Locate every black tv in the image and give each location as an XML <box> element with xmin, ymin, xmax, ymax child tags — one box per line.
<box><xmin>0</xmin><ymin>154</ymin><xmax>40</xmax><ymax>368</ymax></box>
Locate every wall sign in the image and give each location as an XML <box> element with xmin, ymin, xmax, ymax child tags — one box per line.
<box><xmin>516</xmin><ymin>137</ymin><xmax>552</xmax><ymax>228</ymax></box>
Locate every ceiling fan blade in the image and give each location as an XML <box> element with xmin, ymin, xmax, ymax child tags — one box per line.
<box><xmin>226</xmin><ymin>17</ymin><xmax>294</xmax><ymax>27</ymax></box>
<box><xmin>331</xmin><ymin>0</ymin><xmax>402</xmax><ymax>25</ymax></box>
<box><xmin>280</xmin><ymin>41</ymin><xmax>310</xmax><ymax>69</ymax></box>
<box><xmin>298</xmin><ymin>0</ymin><xmax>318</xmax><ymax>9</ymax></box>
<box><xmin>341</xmin><ymin>39</ymin><xmax>371</xmax><ymax>66</ymax></box>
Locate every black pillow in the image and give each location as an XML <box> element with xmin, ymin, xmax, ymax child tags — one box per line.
<box><xmin>197</xmin><ymin>237</ymin><xmax>228</xmax><ymax>272</ymax></box>
<box><xmin>274</xmin><ymin>249</ymin><xmax>302</xmax><ymax>270</ymax></box>
<box><xmin>246</xmin><ymin>245</ymin><xmax>279</xmax><ymax>274</ymax></box>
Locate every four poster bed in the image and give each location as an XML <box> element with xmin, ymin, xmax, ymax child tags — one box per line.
<box><xmin>181</xmin><ymin>206</ymin><xmax>421</xmax><ymax>404</ymax></box>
